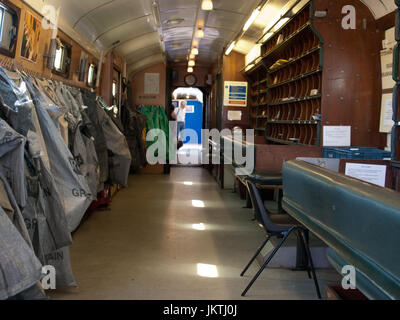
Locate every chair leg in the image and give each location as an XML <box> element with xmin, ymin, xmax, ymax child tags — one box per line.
<box><xmin>297</xmin><ymin>229</ymin><xmax>312</xmax><ymax>279</ymax></box>
<box><xmin>299</xmin><ymin>229</ymin><xmax>322</xmax><ymax>300</ymax></box>
<box><xmin>241</xmin><ymin>235</ymin><xmax>271</xmax><ymax>277</ymax></box>
<box><xmin>241</xmin><ymin>228</ymin><xmax>295</xmax><ymax>297</ymax></box>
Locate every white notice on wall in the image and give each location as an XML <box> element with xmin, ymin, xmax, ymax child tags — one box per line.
<box><xmin>381</xmin><ymin>49</ymin><xmax>396</xmax><ymax>90</ymax></box>
<box><xmin>144</xmin><ymin>73</ymin><xmax>160</xmax><ymax>95</ymax></box>
<box><xmin>345</xmin><ymin>163</ymin><xmax>387</xmax><ymax>188</ymax></box>
<box><xmin>323</xmin><ymin>126</ymin><xmax>351</xmax><ymax>147</ymax></box>
<box><xmin>228</xmin><ymin>111</ymin><xmax>242</xmax><ymax>121</ymax></box>
<box><xmin>380</xmin><ymin>93</ymin><xmax>394</xmax><ymax>133</ymax></box>
<box><xmin>384</xmin><ymin>98</ymin><xmax>394</xmax><ymax>127</ymax></box>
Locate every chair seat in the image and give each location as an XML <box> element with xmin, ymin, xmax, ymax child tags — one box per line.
<box><xmin>247</xmin><ymin>172</ymin><xmax>283</xmax><ymax>186</ymax></box>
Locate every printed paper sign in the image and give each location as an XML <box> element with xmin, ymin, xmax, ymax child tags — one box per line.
<box><xmin>381</xmin><ymin>49</ymin><xmax>395</xmax><ymax>90</ymax></box>
<box><xmin>144</xmin><ymin>73</ymin><xmax>160</xmax><ymax>95</ymax></box>
<box><xmin>224</xmin><ymin>82</ymin><xmax>248</xmax><ymax>107</ymax></box>
<box><xmin>323</xmin><ymin>126</ymin><xmax>351</xmax><ymax>147</ymax></box>
<box><xmin>345</xmin><ymin>163</ymin><xmax>387</xmax><ymax>187</ymax></box>
<box><xmin>227</xmin><ymin>111</ymin><xmax>242</xmax><ymax>121</ymax></box>
<box><xmin>380</xmin><ymin>94</ymin><xmax>394</xmax><ymax>133</ymax></box>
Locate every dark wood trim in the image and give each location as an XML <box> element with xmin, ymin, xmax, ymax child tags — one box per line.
<box><xmin>376</xmin><ymin>11</ymin><xmax>396</xmax><ymax>32</ymax></box>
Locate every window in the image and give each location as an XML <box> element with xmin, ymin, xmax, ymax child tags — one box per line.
<box><xmin>0</xmin><ymin>1</ymin><xmax>19</xmax><ymax>58</ymax></box>
<box><xmin>112</xmin><ymin>80</ymin><xmax>117</xmax><ymax>98</ymax></box>
<box><xmin>87</xmin><ymin>63</ymin><xmax>97</xmax><ymax>88</ymax></box>
<box><xmin>112</xmin><ymin>67</ymin><xmax>121</xmax><ymax>119</ymax></box>
<box><xmin>52</xmin><ymin>39</ymin><xmax>71</xmax><ymax>77</ymax></box>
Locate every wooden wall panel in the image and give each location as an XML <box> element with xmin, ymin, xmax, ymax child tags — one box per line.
<box><xmin>171</xmin><ymin>65</ymin><xmax>210</xmax><ymax>88</ymax></box>
<box><xmin>130</xmin><ymin>63</ymin><xmax>167</xmax><ymax>108</ymax></box>
<box><xmin>221</xmin><ymin>51</ymin><xmax>250</xmax><ymax>131</ymax></box>
<box><xmin>314</xmin><ymin>0</ymin><xmax>387</xmax><ymax>148</ymax></box>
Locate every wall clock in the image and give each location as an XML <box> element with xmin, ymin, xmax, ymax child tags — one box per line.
<box><xmin>184</xmin><ymin>74</ymin><xmax>197</xmax><ymax>87</ymax></box>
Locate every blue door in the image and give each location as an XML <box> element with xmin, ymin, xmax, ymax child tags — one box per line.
<box><xmin>183</xmin><ymin>100</ymin><xmax>203</xmax><ymax>144</ymax></box>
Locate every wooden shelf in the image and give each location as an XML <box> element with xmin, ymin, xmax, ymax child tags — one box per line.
<box><xmin>269</xmin><ymin>68</ymin><xmax>322</xmax><ymax>89</ymax></box>
<box><xmin>269</xmin><ymin>47</ymin><xmax>321</xmax><ymax>74</ymax></box>
<box><xmin>262</xmin><ymin>23</ymin><xmax>312</xmax><ymax>62</ymax></box>
<box><xmin>244</xmin><ymin>2</ymin><xmax>323</xmax><ymax>147</ymax></box>
<box><xmin>269</xmin><ymin>94</ymin><xmax>322</xmax><ymax>106</ymax></box>
<box><xmin>267</xmin><ymin>120</ymin><xmax>319</xmax><ymax>125</ymax></box>
<box><xmin>266</xmin><ymin>137</ymin><xmax>309</xmax><ymax>146</ymax></box>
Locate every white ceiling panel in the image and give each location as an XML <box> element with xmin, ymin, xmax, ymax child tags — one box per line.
<box><xmin>212</xmin><ymin>0</ymin><xmax>259</xmax><ymax>13</ymax></box>
<box><xmin>206</xmin><ymin>11</ymin><xmax>246</xmax><ymax>31</ymax></box>
<box><xmin>128</xmin><ymin>53</ymin><xmax>165</xmax><ymax>75</ymax></box>
<box><xmin>163</xmin><ymin>27</ymin><xmax>194</xmax><ymax>42</ymax></box>
<box><xmin>125</xmin><ymin>44</ymin><xmax>162</xmax><ymax>64</ymax></box>
<box><xmin>360</xmin><ymin>0</ymin><xmax>396</xmax><ymax>19</ymax></box>
<box><xmin>82</xmin><ymin>1</ymin><xmax>152</xmax><ymax>34</ymax></box>
<box><xmin>160</xmin><ymin>8</ymin><xmax>197</xmax><ymax>28</ymax></box>
<box><xmin>158</xmin><ymin>0</ymin><xmax>198</xmax><ymax>12</ymax></box>
<box><xmin>95</xmin><ymin>16</ymin><xmax>156</xmax><ymax>48</ymax></box>
<box><xmin>117</xmin><ymin>32</ymin><xmax>161</xmax><ymax>57</ymax></box>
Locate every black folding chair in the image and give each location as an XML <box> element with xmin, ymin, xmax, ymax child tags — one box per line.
<box><xmin>241</xmin><ymin>180</ymin><xmax>321</xmax><ymax>299</ymax></box>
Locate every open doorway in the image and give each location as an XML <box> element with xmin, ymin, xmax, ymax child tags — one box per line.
<box><xmin>172</xmin><ymin>87</ymin><xmax>204</xmax><ymax>166</ymax></box>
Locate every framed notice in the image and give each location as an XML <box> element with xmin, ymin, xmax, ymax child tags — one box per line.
<box><xmin>224</xmin><ymin>81</ymin><xmax>248</xmax><ymax>107</ymax></box>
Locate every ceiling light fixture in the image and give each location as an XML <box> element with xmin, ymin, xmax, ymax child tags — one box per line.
<box><xmin>189</xmin><ymin>53</ymin><xmax>196</xmax><ymax>60</ymax></box>
<box><xmin>166</xmin><ymin>18</ymin><xmax>185</xmax><ymax>26</ymax></box>
<box><xmin>201</xmin><ymin>0</ymin><xmax>213</xmax><ymax>11</ymax></box>
<box><xmin>225</xmin><ymin>41</ymin><xmax>235</xmax><ymax>56</ymax></box>
<box><xmin>188</xmin><ymin>60</ymin><xmax>196</xmax><ymax>67</ymax></box>
<box><xmin>191</xmin><ymin>48</ymin><xmax>199</xmax><ymax>55</ymax></box>
<box><xmin>196</xmin><ymin>29</ymin><xmax>205</xmax><ymax>38</ymax></box>
<box><xmin>187</xmin><ymin>67</ymin><xmax>194</xmax><ymax>73</ymax></box>
<box><xmin>243</xmin><ymin>7</ymin><xmax>261</xmax><ymax>32</ymax></box>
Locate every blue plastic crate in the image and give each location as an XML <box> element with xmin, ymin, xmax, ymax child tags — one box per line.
<box><xmin>323</xmin><ymin>147</ymin><xmax>391</xmax><ymax>160</ymax></box>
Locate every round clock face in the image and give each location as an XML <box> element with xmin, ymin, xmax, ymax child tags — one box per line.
<box><xmin>184</xmin><ymin>74</ymin><xmax>197</xmax><ymax>87</ymax></box>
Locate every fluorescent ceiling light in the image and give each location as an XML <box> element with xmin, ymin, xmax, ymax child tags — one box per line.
<box><xmin>192</xmin><ymin>200</ymin><xmax>204</xmax><ymax>207</ymax></box>
<box><xmin>196</xmin><ymin>29</ymin><xmax>205</xmax><ymax>38</ymax></box>
<box><xmin>243</xmin><ymin>7</ymin><xmax>261</xmax><ymax>32</ymax></box>
<box><xmin>225</xmin><ymin>41</ymin><xmax>235</xmax><ymax>56</ymax></box>
<box><xmin>191</xmin><ymin>48</ymin><xmax>199</xmax><ymax>55</ymax></box>
<box><xmin>201</xmin><ymin>0</ymin><xmax>213</xmax><ymax>11</ymax></box>
<box><xmin>187</xmin><ymin>67</ymin><xmax>194</xmax><ymax>73</ymax></box>
<box><xmin>273</xmin><ymin>17</ymin><xmax>290</xmax><ymax>31</ymax></box>
<box><xmin>197</xmin><ymin>264</ymin><xmax>218</xmax><ymax>278</ymax></box>
<box><xmin>184</xmin><ymin>181</ymin><xmax>193</xmax><ymax>185</ymax></box>
<box><xmin>192</xmin><ymin>223</ymin><xmax>206</xmax><ymax>231</ymax></box>
<box><xmin>262</xmin><ymin>32</ymin><xmax>274</xmax><ymax>42</ymax></box>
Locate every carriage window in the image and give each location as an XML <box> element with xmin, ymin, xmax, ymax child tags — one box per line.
<box><xmin>0</xmin><ymin>2</ymin><xmax>19</xmax><ymax>58</ymax></box>
<box><xmin>52</xmin><ymin>40</ymin><xmax>71</xmax><ymax>77</ymax></box>
<box><xmin>87</xmin><ymin>63</ymin><xmax>97</xmax><ymax>88</ymax></box>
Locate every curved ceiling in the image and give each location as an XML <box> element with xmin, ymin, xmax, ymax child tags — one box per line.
<box><xmin>24</xmin><ymin>0</ymin><xmax>397</xmax><ymax>76</ymax></box>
